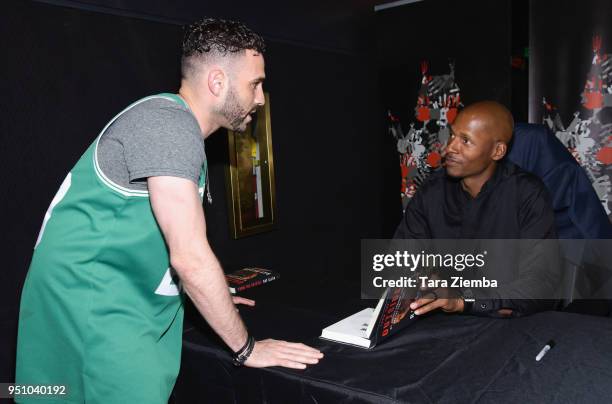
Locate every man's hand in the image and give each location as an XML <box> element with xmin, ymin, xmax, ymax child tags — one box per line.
<box><xmin>244</xmin><ymin>340</ymin><xmax>324</xmax><ymax>370</ymax></box>
<box><xmin>410</xmin><ymin>289</ymin><xmax>464</xmax><ymax>315</ymax></box>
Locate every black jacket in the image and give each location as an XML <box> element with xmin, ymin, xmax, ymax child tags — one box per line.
<box><xmin>394</xmin><ymin>159</ymin><xmax>560</xmax><ymax>316</ymax></box>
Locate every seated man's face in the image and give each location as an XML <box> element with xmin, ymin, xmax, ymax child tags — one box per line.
<box><xmin>444</xmin><ymin>113</ymin><xmax>498</xmax><ymax>179</ymax></box>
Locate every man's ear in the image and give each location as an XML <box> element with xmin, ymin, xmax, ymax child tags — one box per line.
<box><xmin>207</xmin><ymin>69</ymin><xmax>225</xmax><ymax>97</ymax></box>
<box><xmin>492</xmin><ymin>142</ymin><xmax>507</xmax><ymax>161</ymax></box>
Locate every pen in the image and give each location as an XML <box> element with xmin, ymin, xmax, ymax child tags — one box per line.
<box><xmin>535</xmin><ymin>340</ymin><xmax>555</xmax><ymax>361</ymax></box>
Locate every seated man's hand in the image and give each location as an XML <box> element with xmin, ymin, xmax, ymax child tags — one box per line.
<box><xmin>410</xmin><ymin>289</ymin><xmax>464</xmax><ymax>315</ymax></box>
<box><xmin>245</xmin><ymin>340</ymin><xmax>324</xmax><ymax>370</ymax></box>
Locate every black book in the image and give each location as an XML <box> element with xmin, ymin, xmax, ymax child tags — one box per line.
<box><xmin>226</xmin><ymin>267</ymin><xmax>279</xmax><ymax>294</ymax></box>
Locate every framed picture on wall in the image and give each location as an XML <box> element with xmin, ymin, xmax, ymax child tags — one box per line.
<box><xmin>225</xmin><ymin>92</ymin><xmax>276</xmax><ymax>239</ymax></box>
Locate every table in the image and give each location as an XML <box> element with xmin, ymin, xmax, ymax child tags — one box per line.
<box><xmin>174</xmin><ymin>299</ymin><xmax>612</xmax><ymax>404</ymax></box>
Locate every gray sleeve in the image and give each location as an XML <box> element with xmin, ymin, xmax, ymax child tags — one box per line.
<box><xmin>122</xmin><ymin>101</ymin><xmax>205</xmax><ymax>184</ymax></box>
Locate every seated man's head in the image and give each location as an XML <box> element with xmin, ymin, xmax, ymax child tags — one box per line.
<box><xmin>444</xmin><ymin>101</ymin><xmax>514</xmax><ymax>183</ymax></box>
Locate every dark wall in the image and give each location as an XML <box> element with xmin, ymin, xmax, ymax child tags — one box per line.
<box><xmin>529</xmin><ymin>0</ymin><xmax>612</xmax><ymax>123</ymax></box>
<box><xmin>1</xmin><ymin>0</ymin><xmax>184</xmax><ymax>384</ymax></box>
<box><xmin>510</xmin><ymin>0</ymin><xmax>529</xmax><ymax>123</ymax></box>
<box><xmin>376</xmin><ymin>0</ymin><xmax>513</xmax><ymax>124</ymax></box>
<box><xmin>1</xmin><ymin>0</ymin><xmax>393</xmax><ymax>383</ymax></box>
<box><xmin>33</xmin><ymin>0</ymin><xmax>375</xmax><ymax>54</ymax></box>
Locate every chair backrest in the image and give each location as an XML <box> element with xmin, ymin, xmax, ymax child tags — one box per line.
<box><xmin>507</xmin><ymin>123</ymin><xmax>612</xmax><ymax>308</ymax></box>
<box><xmin>507</xmin><ymin>123</ymin><xmax>612</xmax><ymax>240</ymax></box>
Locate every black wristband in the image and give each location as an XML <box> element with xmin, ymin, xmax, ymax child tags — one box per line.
<box><xmin>232</xmin><ymin>335</ymin><xmax>255</xmax><ymax>366</ymax></box>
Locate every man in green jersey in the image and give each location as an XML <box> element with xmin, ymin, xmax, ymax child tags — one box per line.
<box><xmin>16</xmin><ymin>18</ymin><xmax>323</xmax><ymax>404</ymax></box>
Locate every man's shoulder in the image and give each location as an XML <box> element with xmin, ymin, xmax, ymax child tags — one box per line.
<box><xmin>122</xmin><ymin>96</ymin><xmax>194</xmax><ymax>123</ymax></box>
<box><xmin>421</xmin><ymin>168</ymin><xmax>447</xmax><ymax>188</ymax></box>
<box><xmin>503</xmin><ymin>161</ymin><xmax>548</xmax><ymax>193</ymax></box>
<box><xmin>415</xmin><ymin>168</ymin><xmax>453</xmax><ymax>197</ymax></box>
<box><xmin>109</xmin><ymin>95</ymin><xmax>201</xmax><ymax>143</ymax></box>
<box><xmin>501</xmin><ymin>161</ymin><xmax>553</xmax><ymax>211</ymax></box>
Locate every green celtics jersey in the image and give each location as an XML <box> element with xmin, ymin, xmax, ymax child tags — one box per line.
<box><xmin>16</xmin><ymin>94</ymin><xmax>206</xmax><ymax>404</ymax></box>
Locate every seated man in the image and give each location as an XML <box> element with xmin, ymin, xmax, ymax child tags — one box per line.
<box><xmin>395</xmin><ymin>101</ymin><xmax>559</xmax><ymax>317</ymax></box>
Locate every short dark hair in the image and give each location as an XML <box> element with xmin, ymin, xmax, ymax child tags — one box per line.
<box><xmin>181</xmin><ymin>18</ymin><xmax>266</xmax><ymax>79</ymax></box>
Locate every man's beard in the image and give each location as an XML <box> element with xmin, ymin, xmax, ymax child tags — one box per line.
<box><xmin>220</xmin><ymin>86</ymin><xmax>251</xmax><ymax>132</ymax></box>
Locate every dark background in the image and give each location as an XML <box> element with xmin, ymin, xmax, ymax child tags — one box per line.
<box><xmin>377</xmin><ymin>0</ymin><xmax>530</xmax><ymax>125</ymax></box>
<box><xmin>529</xmin><ymin>0</ymin><xmax>612</xmax><ymax>124</ymax></box>
<box><xmin>2</xmin><ymin>0</ymin><xmax>528</xmax><ymax>386</ymax></box>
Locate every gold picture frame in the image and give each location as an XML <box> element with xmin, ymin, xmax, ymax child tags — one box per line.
<box><xmin>225</xmin><ymin>93</ymin><xmax>276</xmax><ymax>239</ymax></box>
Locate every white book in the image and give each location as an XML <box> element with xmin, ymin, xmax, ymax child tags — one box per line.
<box><xmin>320</xmin><ymin>308</ymin><xmax>377</xmax><ymax>348</ymax></box>
<box><xmin>320</xmin><ymin>288</ymin><xmax>417</xmax><ymax>349</ymax></box>
<box><xmin>320</xmin><ymin>290</ymin><xmax>388</xmax><ymax>349</ymax></box>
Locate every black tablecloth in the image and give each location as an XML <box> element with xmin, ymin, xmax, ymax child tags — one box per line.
<box><xmin>175</xmin><ymin>300</ymin><xmax>612</xmax><ymax>404</ymax></box>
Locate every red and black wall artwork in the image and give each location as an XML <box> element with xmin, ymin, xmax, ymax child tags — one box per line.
<box><xmin>388</xmin><ymin>61</ymin><xmax>462</xmax><ymax>210</ymax></box>
<box><xmin>531</xmin><ymin>0</ymin><xmax>612</xmax><ymax>220</ymax></box>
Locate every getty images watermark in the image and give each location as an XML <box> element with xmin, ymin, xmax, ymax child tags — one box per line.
<box><xmin>360</xmin><ymin>239</ymin><xmax>612</xmax><ymax>300</ymax></box>
<box><xmin>372</xmin><ymin>249</ymin><xmax>495</xmax><ymax>289</ymax></box>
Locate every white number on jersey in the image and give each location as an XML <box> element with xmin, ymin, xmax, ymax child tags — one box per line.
<box><xmin>155</xmin><ymin>267</ymin><xmax>181</xmax><ymax>296</ymax></box>
<box><xmin>35</xmin><ymin>173</ymin><xmax>72</xmax><ymax>249</ymax></box>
